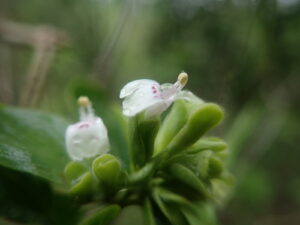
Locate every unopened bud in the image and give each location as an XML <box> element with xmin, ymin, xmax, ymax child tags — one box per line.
<box><xmin>92</xmin><ymin>154</ymin><xmax>121</xmax><ymax>186</ymax></box>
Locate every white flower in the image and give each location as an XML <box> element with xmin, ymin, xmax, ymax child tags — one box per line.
<box><xmin>65</xmin><ymin>96</ymin><xmax>109</xmax><ymax>161</ymax></box>
<box><xmin>120</xmin><ymin>72</ymin><xmax>191</xmax><ymax>118</ymax></box>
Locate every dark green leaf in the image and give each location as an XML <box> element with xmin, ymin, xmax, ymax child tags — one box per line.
<box><xmin>153</xmin><ymin>188</ymin><xmax>189</xmax><ymax>225</ymax></box>
<box><xmin>110</xmin><ymin>205</ymin><xmax>145</xmax><ymax>225</ymax></box>
<box><xmin>154</xmin><ymin>100</ymin><xmax>188</xmax><ymax>155</ymax></box>
<box><xmin>187</xmin><ymin>137</ymin><xmax>227</xmax><ymax>154</ymax></box>
<box><xmin>144</xmin><ymin>198</ymin><xmax>156</xmax><ymax>225</ymax></box>
<box><xmin>0</xmin><ymin>105</ymin><xmax>70</xmax><ymax>183</ymax></box>
<box><xmin>166</xmin><ymin>103</ymin><xmax>224</xmax><ymax>155</ymax></box>
<box><xmin>170</xmin><ymin>164</ymin><xmax>209</xmax><ymax>198</ymax></box>
<box><xmin>129</xmin><ymin>115</ymin><xmax>160</xmax><ymax>169</ymax></box>
<box><xmin>79</xmin><ymin>205</ymin><xmax>121</xmax><ymax>225</ymax></box>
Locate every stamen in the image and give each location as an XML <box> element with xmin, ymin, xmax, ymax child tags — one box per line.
<box><xmin>174</xmin><ymin>71</ymin><xmax>188</xmax><ymax>90</ymax></box>
<box><xmin>78</xmin><ymin>96</ymin><xmax>94</xmax><ymax>121</ymax></box>
<box><xmin>78</xmin><ymin>96</ymin><xmax>91</xmax><ymax>107</ymax></box>
<box><xmin>177</xmin><ymin>71</ymin><xmax>188</xmax><ymax>87</ymax></box>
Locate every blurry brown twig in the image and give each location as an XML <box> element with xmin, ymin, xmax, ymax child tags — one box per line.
<box><xmin>0</xmin><ymin>43</ymin><xmax>14</xmax><ymax>104</ymax></box>
<box><xmin>0</xmin><ymin>19</ymin><xmax>68</xmax><ymax>107</ymax></box>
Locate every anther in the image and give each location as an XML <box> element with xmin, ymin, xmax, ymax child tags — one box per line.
<box><xmin>177</xmin><ymin>72</ymin><xmax>188</xmax><ymax>87</ymax></box>
<box><xmin>78</xmin><ymin>96</ymin><xmax>91</xmax><ymax>107</ymax></box>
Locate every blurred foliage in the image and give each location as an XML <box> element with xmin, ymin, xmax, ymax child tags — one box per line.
<box><xmin>0</xmin><ymin>0</ymin><xmax>300</xmax><ymax>225</ymax></box>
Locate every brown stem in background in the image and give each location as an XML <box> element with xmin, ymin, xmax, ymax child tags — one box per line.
<box><xmin>20</xmin><ymin>30</ymin><xmax>58</xmax><ymax>107</ymax></box>
<box><xmin>0</xmin><ymin>19</ymin><xmax>68</xmax><ymax>107</ymax></box>
<box><xmin>0</xmin><ymin>43</ymin><xmax>14</xmax><ymax>104</ymax></box>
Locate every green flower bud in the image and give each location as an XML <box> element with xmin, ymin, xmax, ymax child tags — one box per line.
<box><xmin>70</xmin><ymin>172</ymin><xmax>97</xmax><ymax>195</ymax></box>
<box><xmin>64</xmin><ymin>161</ymin><xmax>88</xmax><ymax>184</ymax></box>
<box><xmin>92</xmin><ymin>154</ymin><xmax>121</xmax><ymax>186</ymax></box>
<box><xmin>208</xmin><ymin>157</ymin><xmax>224</xmax><ymax>178</ymax></box>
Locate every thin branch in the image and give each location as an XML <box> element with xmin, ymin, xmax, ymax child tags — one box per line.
<box><xmin>0</xmin><ymin>43</ymin><xmax>14</xmax><ymax>104</ymax></box>
<box><xmin>0</xmin><ymin>19</ymin><xmax>68</xmax><ymax>107</ymax></box>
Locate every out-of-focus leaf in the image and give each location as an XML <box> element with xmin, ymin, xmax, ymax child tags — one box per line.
<box><xmin>170</xmin><ymin>164</ymin><xmax>209</xmax><ymax>197</ymax></box>
<box><xmin>79</xmin><ymin>205</ymin><xmax>121</xmax><ymax>225</ymax></box>
<box><xmin>225</xmin><ymin>104</ymin><xmax>264</xmax><ymax>168</ymax></box>
<box><xmin>187</xmin><ymin>137</ymin><xmax>227</xmax><ymax>154</ymax></box>
<box><xmin>180</xmin><ymin>202</ymin><xmax>218</xmax><ymax>225</ymax></box>
<box><xmin>129</xmin><ymin>115</ymin><xmax>160</xmax><ymax>169</ymax></box>
<box><xmin>144</xmin><ymin>198</ymin><xmax>156</xmax><ymax>225</ymax></box>
<box><xmin>153</xmin><ymin>188</ymin><xmax>189</xmax><ymax>225</ymax></box>
<box><xmin>0</xmin><ymin>105</ymin><xmax>70</xmax><ymax>183</ymax></box>
<box><xmin>110</xmin><ymin>205</ymin><xmax>145</xmax><ymax>225</ymax></box>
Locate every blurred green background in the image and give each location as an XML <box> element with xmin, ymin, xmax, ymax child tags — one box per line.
<box><xmin>0</xmin><ymin>0</ymin><xmax>300</xmax><ymax>224</ymax></box>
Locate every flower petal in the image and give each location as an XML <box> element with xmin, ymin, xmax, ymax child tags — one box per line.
<box><xmin>66</xmin><ymin>117</ymin><xmax>109</xmax><ymax>161</ymax></box>
<box><xmin>120</xmin><ymin>79</ymin><xmax>159</xmax><ymax>99</ymax></box>
<box><xmin>121</xmin><ymin>80</ymin><xmax>163</xmax><ymax>117</ymax></box>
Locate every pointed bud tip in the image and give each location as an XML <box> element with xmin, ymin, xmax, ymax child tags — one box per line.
<box><xmin>78</xmin><ymin>96</ymin><xmax>91</xmax><ymax>107</ymax></box>
<box><xmin>178</xmin><ymin>72</ymin><xmax>188</xmax><ymax>86</ymax></box>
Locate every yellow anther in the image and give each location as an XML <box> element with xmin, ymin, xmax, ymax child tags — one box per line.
<box><xmin>177</xmin><ymin>71</ymin><xmax>188</xmax><ymax>86</ymax></box>
<box><xmin>78</xmin><ymin>96</ymin><xmax>91</xmax><ymax>107</ymax></box>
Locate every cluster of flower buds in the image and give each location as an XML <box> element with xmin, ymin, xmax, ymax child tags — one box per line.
<box><xmin>63</xmin><ymin>72</ymin><xmax>233</xmax><ymax>225</ymax></box>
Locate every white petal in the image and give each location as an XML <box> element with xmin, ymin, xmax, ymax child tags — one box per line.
<box><xmin>122</xmin><ymin>81</ymin><xmax>163</xmax><ymax>117</ymax></box>
<box><xmin>143</xmin><ymin>99</ymin><xmax>173</xmax><ymax>119</ymax></box>
<box><xmin>65</xmin><ymin>117</ymin><xmax>109</xmax><ymax>161</ymax></box>
<box><xmin>120</xmin><ymin>79</ymin><xmax>159</xmax><ymax>98</ymax></box>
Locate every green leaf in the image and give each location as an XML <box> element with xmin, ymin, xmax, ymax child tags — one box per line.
<box><xmin>144</xmin><ymin>198</ymin><xmax>156</xmax><ymax>225</ymax></box>
<box><xmin>166</xmin><ymin>103</ymin><xmax>224</xmax><ymax>155</ymax></box>
<box><xmin>129</xmin><ymin>115</ymin><xmax>160</xmax><ymax>169</ymax></box>
<box><xmin>128</xmin><ymin>161</ymin><xmax>155</xmax><ymax>185</ymax></box>
<box><xmin>208</xmin><ymin>157</ymin><xmax>224</xmax><ymax>178</ymax></box>
<box><xmin>197</xmin><ymin>151</ymin><xmax>212</xmax><ymax>179</ymax></box>
<box><xmin>225</xmin><ymin>104</ymin><xmax>264</xmax><ymax>168</ymax></box>
<box><xmin>180</xmin><ymin>202</ymin><xmax>218</xmax><ymax>225</ymax></box>
<box><xmin>79</xmin><ymin>205</ymin><xmax>121</xmax><ymax>225</ymax></box>
<box><xmin>210</xmin><ymin>174</ymin><xmax>235</xmax><ymax>205</ymax></box>
<box><xmin>170</xmin><ymin>164</ymin><xmax>209</xmax><ymax>198</ymax></box>
<box><xmin>154</xmin><ymin>187</ymin><xmax>191</xmax><ymax>206</ymax></box>
<box><xmin>187</xmin><ymin>137</ymin><xmax>227</xmax><ymax>154</ymax></box>
<box><xmin>110</xmin><ymin>205</ymin><xmax>145</xmax><ymax>225</ymax></box>
<box><xmin>153</xmin><ymin>188</ymin><xmax>189</xmax><ymax>225</ymax></box>
<box><xmin>154</xmin><ymin>100</ymin><xmax>188</xmax><ymax>155</ymax></box>
<box><xmin>0</xmin><ymin>105</ymin><xmax>70</xmax><ymax>183</ymax></box>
